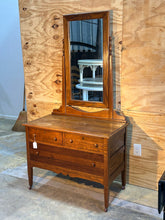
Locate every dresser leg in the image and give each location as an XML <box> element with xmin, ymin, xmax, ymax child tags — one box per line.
<box><xmin>28</xmin><ymin>166</ymin><xmax>33</xmax><ymax>190</ymax></box>
<box><xmin>122</xmin><ymin>129</ymin><xmax>127</xmax><ymax>190</ymax></box>
<box><xmin>104</xmin><ymin>186</ymin><xmax>109</xmax><ymax>212</ymax></box>
<box><xmin>121</xmin><ymin>169</ymin><xmax>126</xmax><ymax>190</ymax></box>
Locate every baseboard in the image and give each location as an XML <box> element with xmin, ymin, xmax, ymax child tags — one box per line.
<box><xmin>0</xmin><ymin>114</ymin><xmax>17</xmax><ymax>120</ymax></box>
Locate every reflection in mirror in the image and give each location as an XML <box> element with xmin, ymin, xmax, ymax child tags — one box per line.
<box><xmin>70</xmin><ymin>18</ymin><xmax>103</xmax><ymax>102</ymax></box>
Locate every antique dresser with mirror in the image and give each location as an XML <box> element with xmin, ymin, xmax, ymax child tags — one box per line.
<box><xmin>24</xmin><ymin>11</ymin><xmax>128</xmax><ymax>212</ymax></box>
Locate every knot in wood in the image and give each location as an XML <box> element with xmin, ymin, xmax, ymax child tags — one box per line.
<box><xmin>30</xmin><ymin>110</ymin><xmax>35</xmax><ymax>116</ymax></box>
<box><xmin>121</xmin><ymin>46</ymin><xmax>126</xmax><ymax>52</ymax></box>
<box><xmin>53</xmin><ymin>35</ymin><xmax>59</xmax><ymax>40</ymax></box>
<box><xmin>52</xmin><ymin>24</ymin><xmax>59</xmax><ymax>29</ymax></box>
<box><xmin>26</xmin><ymin>61</ymin><xmax>31</xmax><ymax>66</ymax></box>
<box><xmin>24</xmin><ymin>42</ymin><xmax>29</xmax><ymax>50</ymax></box>
<box><xmin>28</xmin><ymin>92</ymin><xmax>33</xmax><ymax>99</ymax></box>
<box><xmin>56</xmin><ymin>74</ymin><xmax>62</xmax><ymax>77</ymax></box>
<box><xmin>54</xmin><ymin>16</ymin><xmax>60</xmax><ymax>20</ymax></box>
<box><xmin>54</xmin><ymin>79</ymin><xmax>61</xmax><ymax>85</ymax></box>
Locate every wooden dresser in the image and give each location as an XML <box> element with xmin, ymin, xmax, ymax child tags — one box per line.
<box><xmin>23</xmin><ymin>11</ymin><xmax>128</xmax><ymax>211</ymax></box>
<box><xmin>24</xmin><ymin>114</ymin><xmax>127</xmax><ymax>211</ymax></box>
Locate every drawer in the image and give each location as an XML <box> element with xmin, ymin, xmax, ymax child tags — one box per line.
<box><xmin>28</xmin><ymin>127</ymin><xmax>62</xmax><ymax>145</ymax></box>
<box><xmin>64</xmin><ymin>133</ymin><xmax>104</xmax><ymax>154</ymax></box>
<box><xmin>29</xmin><ymin>142</ymin><xmax>104</xmax><ymax>177</ymax></box>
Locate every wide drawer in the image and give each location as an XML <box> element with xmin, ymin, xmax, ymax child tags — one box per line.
<box><xmin>63</xmin><ymin>133</ymin><xmax>104</xmax><ymax>154</ymax></box>
<box><xmin>29</xmin><ymin>142</ymin><xmax>104</xmax><ymax>177</ymax></box>
<box><xmin>28</xmin><ymin>127</ymin><xmax>63</xmax><ymax>145</ymax></box>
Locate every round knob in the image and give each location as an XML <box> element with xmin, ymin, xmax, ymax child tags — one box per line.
<box><xmin>70</xmin><ymin>139</ymin><xmax>73</xmax><ymax>143</ymax></box>
<box><xmin>35</xmin><ymin>151</ymin><xmax>39</xmax><ymax>156</ymax></box>
<box><xmin>54</xmin><ymin>137</ymin><xmax>57</xmax><ymax>141</ymax></box>
<box><xmin>94</xmin><ymin>144</ymin><xmax>98</xmax><ymax>148</ymax></box>
<box><xmin>92</xmin><ymin>163</ymin><xmax>96</xmax><ymax>167</ymax></box>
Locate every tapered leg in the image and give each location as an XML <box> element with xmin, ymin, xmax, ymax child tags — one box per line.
<box><xmin>122</xmin><ymin>129</ymin><xmax>127</xmax><ymax>190</ymax></box>
<box><xmin>28</xmin><ymin>166</ymin><xmax>33</xmax><ymax>190</ymax></box>
<box><xmin>104</xmin><ymin>186</ymin><xmax>109</xmax><ymax>212</ymax></box>
<box><xmin>121</xmin><ymin>169</ymin><xmax>126</xmax><ymax>190</ymax></box>
<box><xmin>25</xmin><ymin>128</ymin><xmax>33</xmax><ymax>190</ymax></box>
<box><xmin>104</xmin><ymin>139</ymin><xmax>110</xmax><ymax>212</ymax></box>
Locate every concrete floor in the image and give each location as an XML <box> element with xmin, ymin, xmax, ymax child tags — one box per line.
<box><xmin>0</xmin><ymin>117</ymin><xmax>163</xmax><ymax>220</ymax></box>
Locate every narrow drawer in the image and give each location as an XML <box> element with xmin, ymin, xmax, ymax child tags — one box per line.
<box><xmin>64</xmin><ymin>133</ymin><xmax>104</xmax><ymax>154</ymax></box>
<box><xmin>28</xmin><ymin>127</ymin><xmax>63</xmax><ymax>145</ymax></box>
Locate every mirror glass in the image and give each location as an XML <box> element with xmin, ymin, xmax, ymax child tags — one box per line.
<box><xmin>70</xmin><ymin>18</ymin><xmax>103</xmax><ymax>102</ymax></box>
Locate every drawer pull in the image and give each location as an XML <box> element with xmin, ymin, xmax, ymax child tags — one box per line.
<box><xmin>70</xmin><ymin>139</ymin><xmax>73</xmax><ymax>143</ymax></box>
<box><xmin>54</xmin><ymin>137</ymin><xmax>57</xmax><ymax>141</ymax></box>
<box><xmin>35</xmin><ymin>151</ymin><xmax>39</xmax><ymax>156</ymax></box>
<box><xmin>92</xmin><ymin>163</ymin><xmax>96</xmax><ymax>167</ymax></box>
<box><xmin>94</xmin><ymin>144</ymin><xmax>98</xmax><ymax>148</ymax></box>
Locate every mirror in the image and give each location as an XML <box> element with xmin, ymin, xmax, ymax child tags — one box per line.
<box><xmin>64</xmin><ymin>11</ymin><xmax>109</xmax><ymax>108</ymax></box>
<box><xmin>70</xmin><ymin>18</ymin><xmax>103</xmax><ymax>102</ymax></box>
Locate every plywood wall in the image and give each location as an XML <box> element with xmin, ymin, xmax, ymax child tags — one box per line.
<box><xmin>121</xmin><ymin>0</ymin><xmax>165</xmax><ymax>189</ymax></box>
<box><xmin>19</xmin><ymin>0</ymin><xmax>165</xmax><ymax>189</ymax></box>
<box><xmin>19</xmin><ymin>0</ymin><xmax>123</xmax><ymax>121</ymax></box>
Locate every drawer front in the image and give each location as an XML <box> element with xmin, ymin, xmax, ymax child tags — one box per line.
<box><xmin>28</xmin><ymin>127</ymin><xmax>62</xmax><ymax>145</ymax></box>
<box><xmin>29</xmin><ymin>142</ymin><xmax>104</xmax><ymax>178</ymax></box>
<box><xmin>64</xmin><ymin>133</ymin><xmax>104</xmax><ymax>154</ymax></box>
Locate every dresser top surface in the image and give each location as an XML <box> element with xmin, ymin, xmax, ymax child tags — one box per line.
<box><xmin>24</xmin><ymin>114</ymin><xmax>127</xmax><ymax>138</ymax></box>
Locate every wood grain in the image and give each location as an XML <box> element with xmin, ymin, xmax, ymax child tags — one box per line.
<box><xmin>26</xmin><ymin>100</ymin><xmax>61</xmax><ymax>121</ymax></box>
<box><xmin>19</xmin><ymin>0</ymin><xmax>80</xmax><ymax>121</ymax></box>
<box><xmin>29</xmin><ymin>143</ymin><xmax>104</xmax><ymax>177</ymax></box>
<box><xmin>121</xmin><ymin>0</ymin><xmax>165</xmax><ymax>113</ymax></box>
<box><xmin>28</xmin><ymin>127</ymin><xmax>63</xmax><ymax>145</ymax></box>
<box><xmin>125</xmin><ymin>110</ymin><xmax>165</xmax><ymax>189</ymax></box>
<box><xmin>31</xmin><ymin>160</ymin><xmax>104</xmax><ymax>184</ymax></box>
<box><xmin>19</xmin><ymin>0</ymin><xmax>123</xmax><ymax>121</ymax></box>
<box><xmin>120</xmin><ymin>0</ymin><xmax>165</xmax><ymax>189</ymax></box>
<box><xmin>109</xmin><ymin>146</ymin><xmax>124</xmax><ymax>175</ymax></box>
<box><xmin>24</xmin><ymin>114</ymin><xmax>127</xmax><ymax>138</ymax></box>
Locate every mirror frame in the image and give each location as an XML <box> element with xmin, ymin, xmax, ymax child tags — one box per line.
<box><xmin>63</xmin><ymin>11</ymin><xmax>110</xmax><ymax>108</ymax></box>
